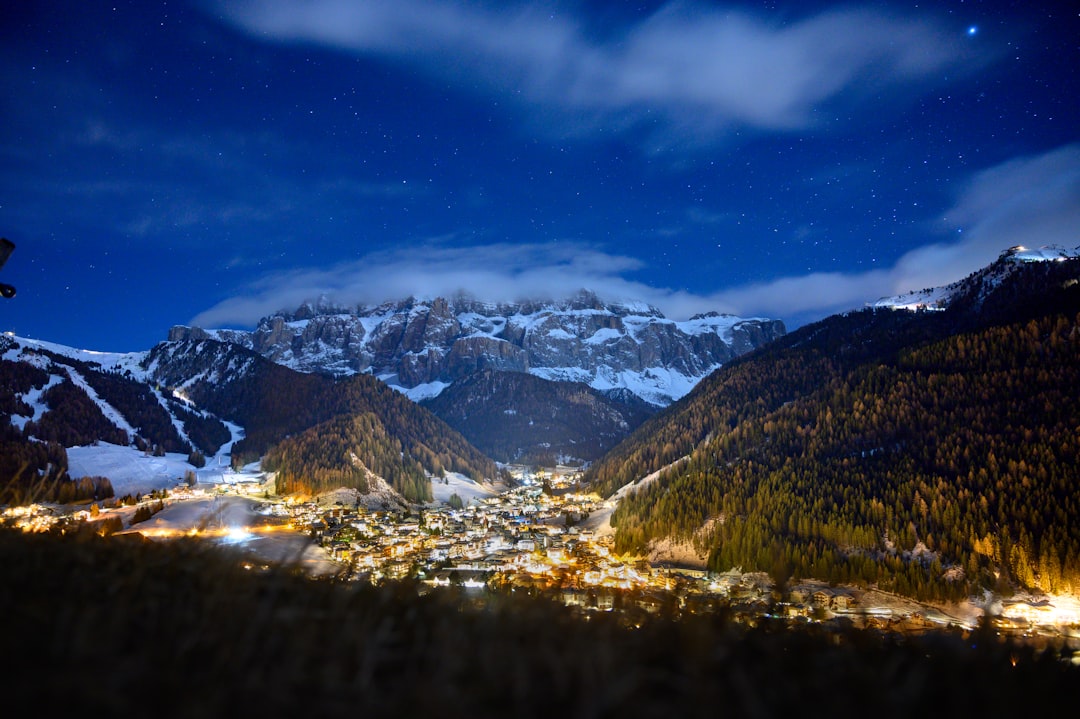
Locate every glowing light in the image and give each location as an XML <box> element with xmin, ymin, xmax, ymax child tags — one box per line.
<box><xmin>967</xmin><ymin>25</ymin><xmax>977</xmax><ymax>36</ymax></box>
<box><xmin>223</xmin><ymin>527</ymin><xmax>254</xmax><ymax>543</ymax></box>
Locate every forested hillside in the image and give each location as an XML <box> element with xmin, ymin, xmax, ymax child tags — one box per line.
<box><xmin>264</xmin><ymin>413</ymin><xmax>435</xmax><ymax>502</ymax></box>
<box><xmin>421</xmin><ymin>368</ymin><xmax>656</xmax><ymax>464</ymax></box>
<box><xmin>589</xmin><ymin>255</ymin><xmax>1080</xmax><ymax>601</ymax></box>
<box><xmin>144</xmin><ymin>339</ymin><xmax>498</xmax><ymax>494</ymax></box>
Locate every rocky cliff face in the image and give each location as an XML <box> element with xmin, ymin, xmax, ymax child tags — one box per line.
<box><xmin>171</xmin><ymin>291</ymin><xmax>786</xmax><ymax>405</ymax></box>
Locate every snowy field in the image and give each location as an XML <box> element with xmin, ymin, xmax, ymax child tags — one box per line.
<box><xmin>428</xmin><ymin>471</ymin><xmax>502</xmax><ymax>506</ymax></box>
<box><xmin>115</xmin><ymin>495</ymin><xmax>340</xmax><ymax>576</ymax></box>
<box><xmin>65</xmin><ymin>443</ymin><xmax>502</xmax><ymax>509</ymax></box>
<box><xmin>66</xmin><ymin>443</ymin><xmax>263</xmax><ymax>498</ymax></box>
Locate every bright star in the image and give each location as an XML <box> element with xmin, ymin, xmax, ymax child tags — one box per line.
<box><xmin>967</xmin><ymin>26</ymin><xmax>978</xmax><ymax>36</ymax></box>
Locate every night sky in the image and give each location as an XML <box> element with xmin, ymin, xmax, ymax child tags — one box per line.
<box><xmin>2</xmin><ymin>1</ymin><xmax>1077</xmax><ymax>351</ymax></box>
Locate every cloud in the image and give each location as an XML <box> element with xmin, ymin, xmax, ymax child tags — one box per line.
<box><xmin>709</xmin><ymin>143</ymin><xmax>1080</xmax><ymax>321</ymax></box>
<box><xmin>191</xmin><ymin>242</ymin><xmax>659</xmax><ymax>327</ymax></box>
<box><xmin>193</xmin><ymin>144</ymin><xmax>1080</xmax><ymax>329</ymax></box>
<box><xmin>215</xmin><ymin>0</ymin><xmax>972</xmax><ymax>142</ymax></box>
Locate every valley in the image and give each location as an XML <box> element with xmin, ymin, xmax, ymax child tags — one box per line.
<box><xmin>3</xmin><ymin>247</ymin><xmax>1080</xmax><ymax>643</ymax></box>
<box><xmin>8</xmin><ymin>462</ymin><xmax>1079</xmax><ymax>646</ymax></box>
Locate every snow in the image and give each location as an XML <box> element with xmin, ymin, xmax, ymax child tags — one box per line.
<box><xmin>529</xmin><ymin>366</ymin><xmax>593</xmax><ymax>385</ymax></box>
<box><xmin>9</xmin><ymin>373</ymin><xmax>62</xmax><ymax>430</ymax></box>
<box><xmin>427</xmin><ymin>472</ymin><xmax>500</xmax><ymax>506</ymax></box>
<box><xmin>66</xmin><ymin>443</ymin><xmax>261</xmax><ymax>498</ymax></box>
<box><xmin>581</xmin><ymin>457</ymin><xmax>692</xmax><ymax>540</ymax></box>
<box><xmin>601</xmin><ymin>367</ymin><xmax>712</xmax><ymax>406</ymax></box>
<box><xmin>116</xmin><ymin>494</ymin><xmax>340</xmax><ymax>576</ymax></box>
<box><xmin>398</xmin><ymin>380</ymin><xmax>451</xmax><ymax>401</ymax></box>
<box><xmin>585</xmin><ymin>328</ymin><xmax>622</xmax><ymax>345</ymax></box>
<box><xmin>161</xmin><ymin>291</ymin><xmax>780</xmax><ymax>407</ymax></box>
<box><xmin>1008</xmin><ymin>244</ymin><xmax>1079</xmax><ymax>262</ymax></box>
<box><xmin>527</xmin><ymin>363</ymin><xmax>709</xmax><ymax>406</ymax></box>
<box><xmin>871</xmin><ymin>287</ymin><xmax>950</xmax><ymax>312</ymax></box>
<box><xmin>680</xmin><ymin>314</ymin><xmax>742</xmax><ymax>335</ymax></box>
<box><xmin>457</xmin><ymin>313</ymin><xmax>505</xmax><ymax>338</ymax></box>
<box><xmin>873</xmin><ymin>244</ymin><xmax>1079</xmax><ymax>312</ymax></box>
<box><xmin>60</xmin><ymin>364</ymin><xmax>138</xmax><ymax>437</ymax></box>
<box><xmin>5</xmin><ymin>335</ymin><xmax>150</xmax><ymax>378</ymax></box>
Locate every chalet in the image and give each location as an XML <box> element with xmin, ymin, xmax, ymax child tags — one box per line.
<box><xmin>784</xmin><ymin>604</ymin><xmax>808</xmax><ymax>619</ymax></box>
<box><xmin>832</xmin><ymin>591</ymin><xmax>856</xmax><ymax>611</ymax></box>
<box><xmin>634</xmin><ymin>591</ymin><xmax>669</xmax><ymax>614</ymax></box>
<box><xmin>562</xmin><ymin>588</ymin><xmax>588</xmax><ymax>608</ymax></box>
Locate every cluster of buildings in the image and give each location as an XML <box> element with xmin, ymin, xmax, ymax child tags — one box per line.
<box><xmin>6</xmin><ymin>469</ymin><xmax>1079</xmax><ymax>640</ymax></box>
<box><xmin>290</xmin><ymin>482</ymin><xmax>713</xmax><ymax>608</ymax></box>
<box><xmin>271</xmin><ymin>470</ymin><xmax>783</xmax><ymax>616</ymax></box>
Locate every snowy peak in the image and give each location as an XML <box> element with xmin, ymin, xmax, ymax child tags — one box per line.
<box><xmin>871</xmin><ymin>244</ymin><xmax>1080</xmax><ymax>313</ymax></box>
<box><xmin>170</xmin><ymin>290</ymin><xmax>785</xmax><ymax>405</ymax></box>
<box><xmin>2</xmin><ymin>334</ymin><xmax>150</xmax><ymax>379</ymax></box>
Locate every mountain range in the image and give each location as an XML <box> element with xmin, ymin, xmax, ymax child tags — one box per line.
<box><xmin>168</xmin><ymin>289</ymin><xmax>785</xmax><ymax>406</ymax></box>
<box><xmin>0</xmin><ymin>332</ymin><xmax>496</xmax><ymax>505</ymax></box>
<box><xmin>4</xmin><ymin>244</ymin><xmax>1079</xmax><ymax>605</ymax></box>
<box><xmin>0</xmin><ymin>288</ymin><xmax>782</xmax><ymax>500</ymax></box>
<box><xmin>166</xmin><ymin>289</ymin><xmax>784</xmax><ymax>463</ymax></box>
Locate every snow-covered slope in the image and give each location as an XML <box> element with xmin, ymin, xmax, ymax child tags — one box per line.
<box><xmin>171</xmin><ymin>290</ymin><xmax>786</xmax><ymax>406</ymax></box>
<box><xmin>2</xmin><ymin>335</ymin><xmax>150</xmax><ymax>378</ymax></box>
<box><xmin>872</xmin><ymin>244</ymin><xmax>1080</xmax><ymax>312</ymax></box>
<box><xmin>2</xmin><ymin>332</ymin><xmax>497</xmax><ymax>503</ymax></box>
<box><xmin>1</xmin><ymin>334</ymin><xmax>241</xmax><ymax>491</ymax></box>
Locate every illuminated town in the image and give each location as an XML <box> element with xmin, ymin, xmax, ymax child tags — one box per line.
<box><xmin>5</xmin><ymin>464</ymin><xmax>1080</xmax><ymax>649</ymax></box>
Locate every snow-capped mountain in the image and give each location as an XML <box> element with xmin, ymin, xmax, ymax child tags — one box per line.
<box><xmin>1</xmin><ymin>332</ymin><xmax>497</xmax><ymax>503</ymax></box>
<box><xmin>871</xmin><ymin>244</ymin><xmax>1080</xmax><ymax>312</ymax></box>
<box><xmin>169</xmin><ymin>289</ymin><xmax>786</xmax><ymax>406</ymax></box>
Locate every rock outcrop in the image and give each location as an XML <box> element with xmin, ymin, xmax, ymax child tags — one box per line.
<box><xmin>170</xmin><ymin>290</ymin><xmax>786</xmax><ymax>405</ymax></box>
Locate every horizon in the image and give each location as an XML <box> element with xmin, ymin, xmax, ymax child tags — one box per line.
<box><xmin>5</xmin><ymin>240</ymin><xmax>1076</xmax><ymax>354</ymax></box>
<box><xmin>1</xmin><ymin>2</ymin><xmax>1077</xmax><ymax>351</ymax></box>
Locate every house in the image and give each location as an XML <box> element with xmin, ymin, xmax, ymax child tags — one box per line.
<box><xmin>562</xmin><ymin>588</ymin><xmax>588</xmax><ymax>608</ymax></box>
<box><xmin>832</xmin><ymin>591</ymin><xmax>857</xmax><ymax>611</ymax></box>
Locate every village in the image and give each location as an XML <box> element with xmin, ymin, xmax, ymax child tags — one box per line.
<box><xmin>5</xmin><ymin>464</ymin><xmax>1080</xmax><ymax>648</ymax></box>
<box><xmin>241</xmin><ymin>466</ymin><xmax>1080</xmax><ymax>644</ymax></box>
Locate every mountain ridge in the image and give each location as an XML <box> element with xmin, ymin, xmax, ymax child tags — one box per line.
<box><xmin>0</xmin><ymin>334</ymin><xmax>499</xmax><ymax>505</ymax></box>
<box><xmin>169</xmin><ymin>288</ymin><xmax>786</xmax><ymax>407</ymax></box>
<box><xmin>585</xmin><ymin>248</ymin><xmax>1080</xmax><ymax>600</ymax></box>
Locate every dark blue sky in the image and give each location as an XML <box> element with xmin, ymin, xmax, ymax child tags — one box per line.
<box><xmin>2</xmin><ymin>1</ymin><xmax>1077</xmax><ymax>350</ymax></box>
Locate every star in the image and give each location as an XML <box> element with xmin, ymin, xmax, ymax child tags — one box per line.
<box><xmin>967</xmin><ymin>25</ymin><xmax>978</xmax><ymax>36</ymax></box>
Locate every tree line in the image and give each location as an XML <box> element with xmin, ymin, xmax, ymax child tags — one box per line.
<box><xmin>264</xmin><ymin>412</ymin><xmax>433</xmax><ymax>503</ymax></box>
<box><xmin>144</xmin><ymin>339</ymin><xmax>498</xmax><ymax>490</ymax></box>
<box><xmin>610</xmin><ymin>310</ymin><xmax>1080</xmax><ymax>601</ymax></box>
<box><xmin>592</xmin><ymin>256</ymin><xmax>1080</xmax><ymax>602</ymax></box>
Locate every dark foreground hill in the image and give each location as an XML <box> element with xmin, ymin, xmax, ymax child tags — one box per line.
<box><xmin>2</xmin><ymin>528</ymin><xmax>1077</xmax><ymax>718</ymax></box>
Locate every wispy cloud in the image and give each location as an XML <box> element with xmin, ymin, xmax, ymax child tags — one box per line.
<box><xmin>192</xmin><ymin>144</ymin><xmax>1080</xmax><ymax>329</ymax></box>
<box><xmin>191</xmin><ymin>242</ymin><xmax>655</xmax><ymax>326</ymax></box>
<box><xmin>216</xmin><ymin>0</ymin><xmax>975</xmax><ymax>143</ymax></box>
<box><xmin>708</xmin><ymin>143</ymin><xmax>1080</xmax><ymax>320</ymax></box>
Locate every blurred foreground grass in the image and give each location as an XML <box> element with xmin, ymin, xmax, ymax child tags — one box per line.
<box><xmin>1</xmin><ymin>527</ymin><xmax>1077</xmax><ymax>718</ymax></box>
